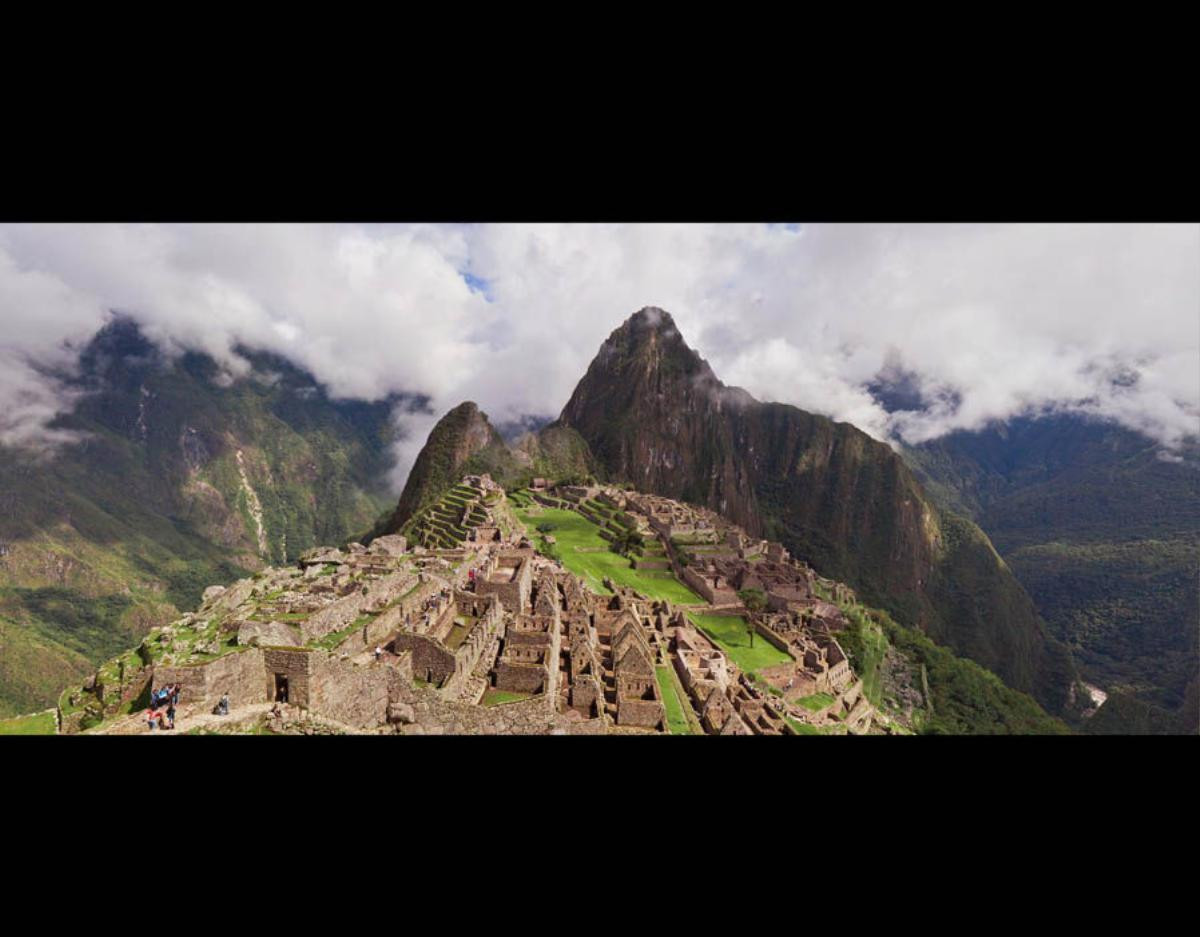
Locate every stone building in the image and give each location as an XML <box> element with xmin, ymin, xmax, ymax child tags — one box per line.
<box><xmin>393</xmin><ymin>590</ymin><xmax>503</xmax><ymax>693</ymax></box>
<box><xmin>492</xmin><ymin>570</ymin><xmax>561</xmax><ymax>697</ymax></box>
<box><xmin>612</xmin><ymin>618</ymin><xmax>665</xmax><ymax>730</ymax></box>
<box><xmin>475</xmin><ymin>551</ymin><xmax>533</xmax><ymax>611</ymax></box>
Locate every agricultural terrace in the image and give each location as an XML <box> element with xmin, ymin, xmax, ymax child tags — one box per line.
<box><xmin>511</xmin><ymin>504</ymin><xmax>703</xmax><ymax>605</ymax></box>
<box><xmin>685</xmin><ymin>612</ymin><xmax>792</xmax><ymax>674</ymax></box>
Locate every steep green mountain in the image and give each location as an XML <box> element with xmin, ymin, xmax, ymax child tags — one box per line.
<box><xmin>555</xmin><ymin>307</ymin><xmax>1077</xmax><ymax>714</ymax></box>
<box><xmin>384</xmin><ymin>402</ymin><xmax>520</xmax><ymax>535</ymax></box>
<box><xmin>0</xmin><ymin>317</ymin><xmax>401</xmax><ymax>717</ymax></box>
<box><xmin>383</xmin><ymin>403</ymin><xmax>597</xmax><ymax>537</ymax></box>
<box><xmin>903</xmin><ymin>415</ymin><xmax>1200</xmax><ymax>729</ymax></box>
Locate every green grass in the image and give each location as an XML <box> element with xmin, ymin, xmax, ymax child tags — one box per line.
<box><xmin>656</xmin><ymin>667</ymin><xmax>693</xmax><ymax>735</ymax></box>
<box><xmin>785</xmin><ymin>717</ymin><xmax>821</xmax><ymax>735</ymax></box>
<box><xmin>513</xmin><ymin>506</ymin><xmax>704</xmax><ymax>604</ymax></box>
<box><xmin>796</xmin><ymin>692</ymin><xmax>836</xmax><ymax>712</ymax></box>
<box><xmin>686</xmin><ymin>612</ymin><xmax>792</xmax><ymax>673</ymax></box>
<box><xmin>481</xmin><ymin>689</ymin><xmax>532</xmax><ymax>706</ymax></box>
<box><xmin>310</xmin><ymin>613</ymin><xmax>376</xmax><ymax>651</ymax></box>
<box><xmin>0</xmin><ymin>710</ymin><xmax>57</xmax><ymax>735</ymax></box>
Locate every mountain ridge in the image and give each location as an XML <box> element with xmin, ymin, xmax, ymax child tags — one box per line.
<box><xmin>0</xmin><ymin>317</ymin><xmax>402</xmax><ymax>716</ymax></box>
<box><xmin>553</xmin><ymin>308</ymin><xmax>1077</xmax><ymax>713</ymax></box>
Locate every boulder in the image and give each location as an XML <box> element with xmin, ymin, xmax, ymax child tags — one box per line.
<box><xmin>387</xmin><ymin>702</ymin><xmax>416</xmax><ymax>725</ymax></box>
<box><xmin>370</xmin><ymin>534</ymin><xmax>407</xmax><ymax>557</ymax></box>
<box><xmin>237</xmin><ymin>619</ymin><xmax>301</xmax><ymax>648</ymax></box>
<box><xmin>202</xmin><ymin>585</ymin><xmax>227</xmax><ymax>603</ymax></box>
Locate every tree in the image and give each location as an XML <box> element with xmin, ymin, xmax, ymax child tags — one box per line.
<box><xmin>610</xmin><ymin>527</ymin><xmax>645</xmax><ymax>558</ymax></box>
<box><xmin>738</xmin><ymin>588</ymin><xmax>767</xmax><ymax>647</ymax></box>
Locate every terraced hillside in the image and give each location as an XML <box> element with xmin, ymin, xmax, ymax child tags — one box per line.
<box><xmin>509</xmin><ymin>484</ymin><xmax>1067</xmax><ymax>735</ymax></box>
<box><xmin>404</xmin><ymin>483</ymin><xmax>492</xmax><ymax>549</ymax></box>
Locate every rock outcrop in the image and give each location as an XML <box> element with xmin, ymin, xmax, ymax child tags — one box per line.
<box><xmin>555</xmin><ymin>307</ymin><xmax>1076</xmax><ymax>713</ymax></box>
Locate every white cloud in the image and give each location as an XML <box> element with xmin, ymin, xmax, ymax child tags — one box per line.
<box><xmin>0</xmin><ymin>223</ymin><xmax>1196</xmax><ymax>485</ymax></box>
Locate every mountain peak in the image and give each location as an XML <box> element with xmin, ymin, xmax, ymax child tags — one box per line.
<box><xmin>627</xmin><ymin>305</ymin><xmax>675</xmax><ymax>330</ymax></box>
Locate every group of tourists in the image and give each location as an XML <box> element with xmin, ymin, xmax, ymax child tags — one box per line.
<box><xmin>146</xmin><ymin>683</ymin><xmax>180</xmax><ymax>731</ymax></box>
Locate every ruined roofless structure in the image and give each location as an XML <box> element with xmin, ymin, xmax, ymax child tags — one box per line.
<box><xmin>58</xmin><ymin>474</ymin><xmax>873</xmax><ymax>736</ymax></box>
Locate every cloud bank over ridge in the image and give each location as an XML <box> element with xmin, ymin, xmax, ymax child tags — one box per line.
<box><xmin>0</xmin><ymin>223</ymin><xmax>1196</xmax><ymax>486</ymax></box>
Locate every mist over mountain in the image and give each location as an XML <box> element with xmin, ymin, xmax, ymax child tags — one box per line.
<box><xmin>904</xmin><ymin>413</ymin><xmax>1200</xmax><ymax>730</ymax></box>
<box><xmin>388</xmin><ymin>308</ymin><xmax>1081</xmax><ymax>717</ymax></box>
<box><xmin>0</xmin><ymin>316</ymin><xmax>407</xmax><ymax>716</ymax></box>
<box><xmin>2</xmin><ymin>224</ymin><xmax>1195</xmax><ymax>476</ymax></box>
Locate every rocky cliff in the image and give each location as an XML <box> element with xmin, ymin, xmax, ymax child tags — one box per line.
<box><xmin>384</xmin><ymin>405</ymin><xmax>598</xmax><ymax>537</ymax></box>
<box><xmin>384</xmin><ymin>402</ymin><xmax>518</xmax><ymax>534</ymax></box>
<box><xmin>0</xmin><ymin>317</ymin><xmax>401</xmax><ymax>717</ymax></box>
<box><xmin>556</xmin><ymin>307</ymin><xmax>1076</xmax><ymax>713</ymax></box>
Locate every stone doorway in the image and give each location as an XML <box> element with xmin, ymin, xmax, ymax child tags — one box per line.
<box><xmin>274</xmin><ymin>674</ymin><xmax>289</xmax><ymax>703</ymax></box>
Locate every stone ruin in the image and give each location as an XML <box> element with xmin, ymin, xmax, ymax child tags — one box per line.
<box><xmin>57</xmin><ymin>474</ymin><xmax>876</xmax><ymax>736</ymax></box>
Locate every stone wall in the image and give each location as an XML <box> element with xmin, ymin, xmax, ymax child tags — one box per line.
<box><xmin>154</xmin><ymin>648</ymin><xmax>268</xmax><ymax>710</ymax></box>
<box><xmin>309</xmin><ymin>653</ymin><xmax>405</xmax><ymax>728</ymax></box>
<box><xmin>617</xmin><ymin>698</ymin><xmax>665</xmax><ymax>729</ymax></box>
<box><xmin>262</xmin><ymin>648</ymin><xmax>315</xmax><ymax>705</ymax></box>
<box><xmin>391</xmin><ymin>684</ymin><xmax>604</xmax><ymax>735</ymax></box>
<box><xmin>300</xmin><ymin>590</ymin><xmax>370</xmax><ymax>643</ymax></box>
<box><xmin>493</xmin><ymin>661</ymin><xmax>548</xmax><ymax>694</ymax></box>
<box><xmin>475</xmin><ymin>554</ymin><xmax>532</xmax><ymax>612</ymax></box>
<box><xmin>299</xmin><ymin>569</ymin><xmax>418</xmax><ymax>643</ymax></box>
<box><xmin>755</xmin><ymin>623</ymin><xmax>795</xmax><ymax>656</ymax></box>
<box><xmin>393</xmin><ymin>634</ymin><xmax>456</xmax><ymax>686</ymax></box>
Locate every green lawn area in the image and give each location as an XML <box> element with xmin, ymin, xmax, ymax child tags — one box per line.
<box><xmin>656</xmin><ymin>667</ymin><xmax>693</xmax><ymax>735</ymax></box>
<box><xmin>513</xmin><ymin>506</ymin><xmax>704</xmax><ymax>604</ymax></box>
<box><xmin>481</xmin><ymin>689</ymin><xmax>532</xmax><ymax>706</ymax></box>
<box><xmin>686</xmin><ymin>612</ymin><xmax>792</xmax><ymax>673</ymax></box>
<box><xmin>797</xmin><ymin>692</ymin><xmax>836</xmax><ymax>712</ymax></box>
<box><xmin>785</xmin><ymin>717</ymin><xmax>821</xmax><ymax>735</ymax></box>
<box><xmin>0</xmin><ymin>710</ymin><xmax>57</xmax><ymax>735</ymax></box>
<box><xmin>857</xmin><ymin>618</ymin><xmax>889</xmax><ymax>705</ymax></box>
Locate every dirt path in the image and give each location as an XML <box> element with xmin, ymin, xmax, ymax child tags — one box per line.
<box><xmin>90</xmin><ymin>703</ymin><xmax>274</xmax><ymax>736</ymax></box>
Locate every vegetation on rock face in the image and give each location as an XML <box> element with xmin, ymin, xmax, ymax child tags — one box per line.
<box><xmin>828</xmin><ymin>588</ymin><xmax>1070</xmax><ymax>735</ymax></box>
<box><xmin>383</xmin><ymin>402</ymin><xmax>600</xmax><ymax>541</ymax></box>
<box><xmin>0</xmin><ymin>317</ymin><xmax>400</xmax><ymax>717</ymax></box>
<box><xmin>555</xmin><ymin>308</ymin><xmax>1076</xmax><ymax>715</ymax></box>
<box><xmin>384</xmin><ymin>402</ymin><xmax>517</xmax><ymax>536</ymax></box>
<box><xmin>904</xmin><ymin>414</ymin><xmax>1200</xmax><ymax>732</ymax></box>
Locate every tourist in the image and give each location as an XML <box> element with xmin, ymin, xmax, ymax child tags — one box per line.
<box><xmin>166</xmin><ymin>701</ymin><xmax>176</xmax><ymax>730</ymax></box>
<box><xmin>147</xmin><ymin>708</ymin><xmax>157</xmax><ymax>732</ymax></box>
<box><xmin>217</xmin><ymin>693</ymin><xmax>230</xmax><ymax>716</ymax></box>
<box><xmin>374</xmin><ymin>645</ymin><xmax>383</xmax><ymax>662</ymax></box>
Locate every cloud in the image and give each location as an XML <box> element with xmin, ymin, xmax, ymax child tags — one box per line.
<box><xmin>0</xmin><ymin>223</ymin><xmax>1196</xmax><ymax>486</ymax></box>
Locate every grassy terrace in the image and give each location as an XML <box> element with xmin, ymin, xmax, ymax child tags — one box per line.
<box><xmin>686</xmin><ymin>612</ymin><xmax>792</xmax><ymax>674</ymax></box>
<box><xmin>512</xmin><ymin>504</ymin><xmax>703</xmax><ymax>604</ymax></box>
<box><xmin>310</xmin><ymin>613</ymin><xmax>376</xmax><ymax>651</ymax></box>
<box><xmin>481</xmin><ymin>689</ymin><xmax>532</xmax><ymax>706</ymax></box>
<box><xmin>657</xmin><ymin>667</ymin><xmax>694</xmax><ymax>735</ymax></box>
<box><xmin>0</xmin><ymin>710</ymin><xmax>57</xmax><ymax>735</ymax></box>
<box><xmin>796</xmin><ymin>692</ymin><xmax>836</xmax><ymax>712</ymax></box>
